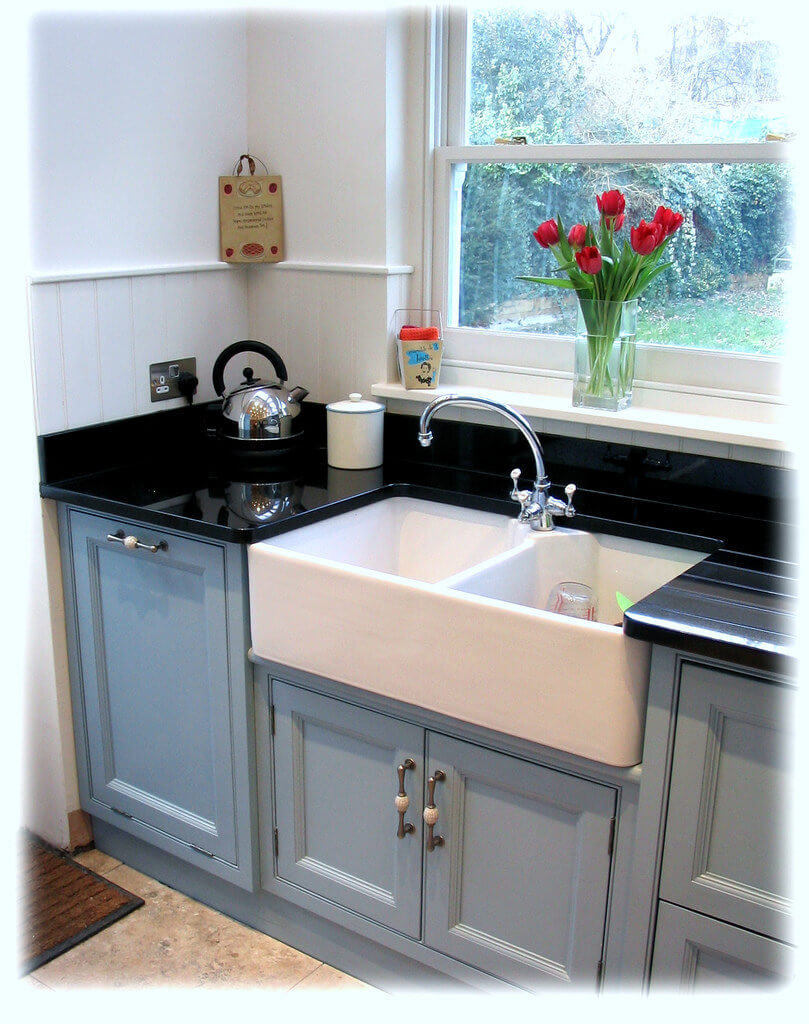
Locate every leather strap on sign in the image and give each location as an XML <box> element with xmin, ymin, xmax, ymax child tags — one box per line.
<box><xmin>234</xmin><ymin>153</ymin><xmax>269</xmax><ymax>177</ymax></box>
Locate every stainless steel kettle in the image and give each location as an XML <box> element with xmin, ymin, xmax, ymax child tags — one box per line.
<box><xmin>212</xmin><ymin>340</ymin><xmax>309</xmax><ymax>444</ymax></box>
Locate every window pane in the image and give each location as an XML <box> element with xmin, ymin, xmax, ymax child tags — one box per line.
<box><xmin>468</xmin><ymin>8</ymin><xmax>788</xmax><ymax>145</ymax></box>
<box><xmin>454</xmin><ymin>162</ymin><xmax>793</xmax><ymax>355</ymax></box>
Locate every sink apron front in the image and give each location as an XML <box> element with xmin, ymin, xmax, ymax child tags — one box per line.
<box><xmin>248</xmin><ymin>544</ymin><xmax>651</xmax><ymax>767</ymax></box>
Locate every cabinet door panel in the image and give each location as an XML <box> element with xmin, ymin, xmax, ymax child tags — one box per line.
<box><xmin>69</xmin><ymin>510</ymin><xmax>238</xmax><ymax>863</ymax></box>
<box><xmin>423</xmin><ymin>732</ymin><xmax>615</xmax><ymax>989</ymax></box>
<box><xmin>272</xmin><ymin>681</ymin><xmax>424</xmax><ymax>939</ymax></box>
<box><xmin>651</xmin><ymin>900</ymin><xmax>795</xmax><ymax>990</ymax></box>
<box><xmin>660</xmin><ymin>663</ymin><xmax>794</xmax><ymax>942</ymax></box>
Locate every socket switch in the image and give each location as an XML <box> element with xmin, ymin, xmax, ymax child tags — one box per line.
<box><xmin>150</xmin><ymin>357</ymin><xmax>197</xmax><ymax>402</ymax></box>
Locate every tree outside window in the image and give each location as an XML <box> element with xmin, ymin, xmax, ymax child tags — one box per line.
<box><xmin>455</xmin><ymin>8</ymin><xmax>792</xmax><ymax>356</ymax></box>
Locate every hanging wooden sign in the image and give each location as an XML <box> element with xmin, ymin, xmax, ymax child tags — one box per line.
<box><xmin>219</xmin><ymin>154</ymin><xmax>284</xmax><ymax>264</ymax></box>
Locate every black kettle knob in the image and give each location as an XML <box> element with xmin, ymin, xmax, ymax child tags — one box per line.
<box><xmin>243</xmin><ymin>367</ymin><xmax>255</xmax><ymax>383</ymax></box>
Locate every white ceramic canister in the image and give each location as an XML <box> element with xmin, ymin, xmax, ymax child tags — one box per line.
<box><xmin>326</xmin><ymin>393</ymin><xmax>385</xmax><ymax>469</ymax></box>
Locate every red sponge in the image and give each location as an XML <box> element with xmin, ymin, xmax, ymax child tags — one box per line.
<box><xmin>399</xmin><ymin>325</ymin><xmax>440</xmax><ymax>341</ymax></box>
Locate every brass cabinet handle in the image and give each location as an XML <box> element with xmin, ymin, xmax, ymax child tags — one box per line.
<box><xmin>395</xmin><ymin>758</ymin><xmax>416</xmax><ymax>838</ymax></box>
<box><xmin>424</xmin><ymin>769</ymin><xmax>446</xmax><ymax>851</ymax></box>
<box><xmin>107</xmin><ymin>530</ymin><xmax>167</xmax><ymax>553</ymax></box>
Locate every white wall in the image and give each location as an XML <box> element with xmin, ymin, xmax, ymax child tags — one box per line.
<box><xmin>28</xmin><ymin>12</ymin><xmax>251</xmax><ymax>432</ymax></box>
<box><xmin>18</xmin><ymin>5</ymin><xmax>797</xmax><ymax>853</ymax></box>
<box><xmin>23</xmin><ymin>10</ymin><xmax>251</xmax><ymax>846</ymax></box>
<box><xmin>29</xmin><ymin>11</ymin><xmax>249</xmax><ymax>275</ymax></box>
<box><xmin>25</xmin><ymin>7</ymin><xmax>431</xmax><ymax>427</ymax></box>
<box><xmin>244</xmin><ymin>7</ymin><xmax>424</xmax><ymax>404</ymax></box>
<box><xmin>22</xmin><ymin>4</ymin><xmax>428</xmax><ymax>847</ymax></box>
<box><xmin>246</xmin><ymin>10</ymin><xmax>389</xmax><ymax>265</ymax></box>
<box><xmin>20</xmin><ymin>501</ymin><xmax>77</xmax><ymax>851</ymax></box>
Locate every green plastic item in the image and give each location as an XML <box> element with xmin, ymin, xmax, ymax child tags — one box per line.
<box><xmin>615</xmin><ymin>591</ymin><xmax>634</xmax><ymax>614</ymax></box>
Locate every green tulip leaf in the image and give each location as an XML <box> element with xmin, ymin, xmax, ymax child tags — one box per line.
<box><xmin>516</xmin><ymin>276</ymin><xmax>577</xmax><ymax>288</ymax></box>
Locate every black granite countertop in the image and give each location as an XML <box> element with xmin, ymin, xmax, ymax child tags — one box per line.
<box><xmin>38</xmin><ymin>402</ymin><xmax>797</xmax><ymax>676</ymax></box>
<box><xmin>622</xmin><ymin>549</ymin><xmax>796</xmax><ymax>674</ymax></box>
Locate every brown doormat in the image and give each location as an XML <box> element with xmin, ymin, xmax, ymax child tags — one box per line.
<box><xmin>18</xmin><ymin>831</ymin><xmax>144</xmax><ymax>975</ymax></box>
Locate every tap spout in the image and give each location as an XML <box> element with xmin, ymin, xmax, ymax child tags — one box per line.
<box><xmin>417</xmin><ymin>394</ymin><xmax>547</xmax><ymax>484</ymax></box>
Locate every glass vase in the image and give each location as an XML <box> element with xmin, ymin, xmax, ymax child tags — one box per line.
<box><xmin>572</xmin><ymin>299</ymin><xmax>638</xmax><ymax>411</ymax></box>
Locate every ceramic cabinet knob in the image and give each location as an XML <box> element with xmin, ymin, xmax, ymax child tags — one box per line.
<box><xmin>423</xmin><ymin>804</ymin><xmax>439</xmax><ymax>826</ymax></box>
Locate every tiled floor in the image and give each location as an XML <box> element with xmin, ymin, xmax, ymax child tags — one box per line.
<box><xmin>22</xmin><ymin>848</ymin><xmax>378</xmax><ymax>993</ymax></box>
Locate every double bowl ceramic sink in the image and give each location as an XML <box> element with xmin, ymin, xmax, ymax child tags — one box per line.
<box><xmin>248</xmin><ymin>495</ymin><xmax>710</xmax><ymax>766</ymax></box>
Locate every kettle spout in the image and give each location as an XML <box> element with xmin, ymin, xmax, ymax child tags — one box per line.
<box><xmin>288</xmin><ymin>385</ymin><xmax>309</xmax><ymax>405</ymax></box>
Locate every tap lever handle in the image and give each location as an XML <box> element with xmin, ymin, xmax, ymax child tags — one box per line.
<box><xmin>563</xmin><ymin>483</ymin><xmax>576</xmax><ymax>517</ymax></box>
<box><xmin>510</xmin><ymin>468</ymin><xmax>530</xmax><ymax>508</ymax></box>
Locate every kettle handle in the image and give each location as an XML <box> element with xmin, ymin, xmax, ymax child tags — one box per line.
<box><xmin>212</xmin><ymin>340</ymin><xmax>289</xmax><ymax>396</ymax></box>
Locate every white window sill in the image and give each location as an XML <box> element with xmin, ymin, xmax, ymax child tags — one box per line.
<box><xmin>371</xmin><ymin>381</ymin><xmax>791</xmax><ymax>465</ymax></box>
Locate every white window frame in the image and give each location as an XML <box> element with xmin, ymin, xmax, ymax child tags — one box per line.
<box><xmin>429</xmin><ymin>8</ymin><xmax>791</xmax><ymax>411</ymax></box>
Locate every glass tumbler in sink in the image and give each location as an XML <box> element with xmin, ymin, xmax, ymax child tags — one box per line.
<box><xmin>546</xmin><ymin>582</ymin><xmax>597</xmax><ymax>621</ymax></box>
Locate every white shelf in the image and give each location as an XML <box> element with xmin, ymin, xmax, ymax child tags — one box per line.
<box><xmin>371</xmin><ymin>382</ymin><xmax>788</xmax><ymax>453</ymax></box>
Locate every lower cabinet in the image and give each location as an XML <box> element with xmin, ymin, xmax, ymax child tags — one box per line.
<box><xmin>659</xmin><ymin>663</ymin><xmax>794</xmax><ymax>943</ymax></box>
<box><xmin>55</xmin><ymin>501</ymin><xmax>795</xmax><ymax>994</ymax></box>
<box><xmin>270</xmin><ymin>679</ymin><xmax>616</xmax><ymax>989</ymax></box>
<box><xmin>642</xmin><ymin>652</ymin><xmax>796</xmax><ymax>990</ymax></box>
<box><xmin>60</xmin><ymin>507</ymin><xmax>255</xmax><ymax>888</ymax></box>
<box><xmin>422</xmin><ymin>731</ymin><xmax>615</xmax><ymax>987</ymax></box>
<box><xmin>651</xmin><ymin>901</ymin><xmax>795</xmax><ymax>990</ymax></box>
<box><xmin>272</xmin><ymin>681</ymin><xmax>424</xmax><ymax>938</ymax></box>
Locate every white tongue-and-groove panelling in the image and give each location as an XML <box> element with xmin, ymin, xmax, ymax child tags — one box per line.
<box><xmin>244</xmin><ymin>264</ymin><xmax>412</xmax><ymax>410</ymax></box>
<box><xmin>28</xmin><ymin>263</ymin><xmax>413</xmax><ymax>437</ymax></box>
<box><xmin>29</xmin><ymin>268</ymin><xmax>249</xmax><ymax>436</ymax></box>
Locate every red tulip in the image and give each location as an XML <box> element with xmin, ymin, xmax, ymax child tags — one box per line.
<box><xmin>612</xmin><ymin>213</ymin><xmax>625</xmax><ymax>231</ymax></box>
<box><xmin>533</xmin><ymin>219</ymin><xmax>560</xmax><ymax>248</ymax></box>
<box><xmin>567</xmin><ymin>223</ymin><xmax>587</xmax><ymax>250</ymax></box>
<box><xmin>596</xmin><ymin>189</ymin><xmax>626</xmax><ymax>225</ymax></box>
<box><xmin>576</xmin><ymin>246</ymin><xmax>603</xmax><ymax>275</ymax></box>
<box><xmin>652</xmin><ymin>206</ymin><xmax>684</xmax><ymax>239</ymax></box>
<box><xmin>630</xmin><ymin>220</ymin><xmax>664</xmax><ymax>255</ymax></box>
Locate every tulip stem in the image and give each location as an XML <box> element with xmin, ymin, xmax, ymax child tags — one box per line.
<box><xmin>577</xmin><ymin>299</ymin><xmax>638</xmax><ymax>403</ymax></box>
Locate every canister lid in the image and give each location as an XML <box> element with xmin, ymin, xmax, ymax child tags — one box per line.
<box><xmin>326</xmin><ymin>393</ymin><xmax>384</xmax><ymax>414</ymax></box>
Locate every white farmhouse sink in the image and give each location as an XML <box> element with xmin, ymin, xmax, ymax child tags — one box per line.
<box><xmin>262</xmin><ymin>496</ymin><xmax>526</xmax><ymax>582</ymax></box>
<box><xmin>248</xmin><ymin>496</ymin><xmax>709</xmax><ymax>766</ymax></box>
<box><xmin>449</xmin><ymin>529</ymin><xmax>703</xmax><ymax>626</ymax></box>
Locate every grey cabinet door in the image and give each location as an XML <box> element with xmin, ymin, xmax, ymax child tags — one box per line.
<box><xmin>651</xmin><ymin>900</ymin><xmax>795</xmax><ymax>990</ymax></box>
<box><xmin>423</xmin><ymin>732</ymin><xmax>615</xmax><ymax>989</ymax></box>
<box><xmin>659</xmin><ymin>663</ymin><xmax>795</xmax><ymax>943</ymax></box>
<box><xmin>65</xmin><ymin>509</ymin><xmax>249</xmax><ymax>883</ymax></box>
<box><xmin>272</xmin><ymin>681</ymin><xmax>424</xmax><ymax>938</ymax></box>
